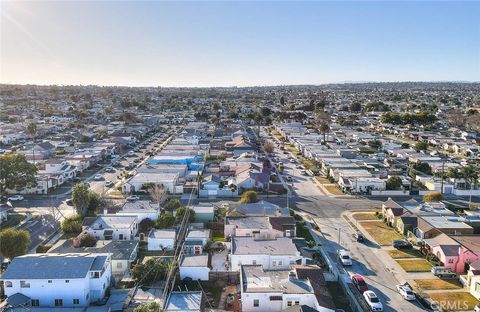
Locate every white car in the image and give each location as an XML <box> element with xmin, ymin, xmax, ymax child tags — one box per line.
<box><xmin>337</xmin><ymin>249</ymin><xmax>352</xmax><ymax>266</ymax></box>
<box><xmin>126</xmin><ymin>195</ymin><xmax>140</xmax><ymax>202</ymax></box>
<box><xmin>363</xmin><ymin>290</ymin><xmax>383</xmax><ymax>311</ymax></box>
<box><xmin>474</xmin><ymin>305</ymin><xmax>480</xmax><ymax>312</ymax></box>
<box><xmin>396</xmin><ymin>284</ymin><xmax>415</xmax><ymax>301</ymax></box>
<box><xmin>8</xmin><ymin>195</ymin><xmax>24</xmax><ymax>201</ymax></box>
<box><xmin>93</xmin><ymin>174</ymin><xmax>103</xmax><ymax>181</ymax></box>
<box><xmin>105</xmin><ymin>180</ymin><xmax>114</xmax><ymax>187</ymax></box>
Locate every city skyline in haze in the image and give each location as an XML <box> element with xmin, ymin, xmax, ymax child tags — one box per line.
<box><xmin>1</xmin><ymin>1</ymin><xmax>479</xmax><ymax>87</ymax></box>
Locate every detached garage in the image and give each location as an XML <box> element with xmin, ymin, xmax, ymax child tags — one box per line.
<box><xmin>179</xmin><ymin>254</ymin><xmax>210</xmax><ymax>281</ymax></box>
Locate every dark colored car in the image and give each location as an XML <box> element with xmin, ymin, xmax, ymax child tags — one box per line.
<box><xmin>353</xmin><ymin>232</ymin><xmax>365</xmax><ymax>242</ymax></box>
<box><xmin>393</xmin><ymin>240</ymin><xmax>412</xmax><ymax>249</ymax></box>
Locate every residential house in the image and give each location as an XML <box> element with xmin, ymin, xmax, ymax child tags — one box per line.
<box><xmin>122</xmin><ymin>172</ymin><xmax>181</xmax><ymax>194</ymax></box>
<box><xmin>148</xmin><ymin>229</ymin><xmax>176</xmax><ymax>251</ymax></box>
<box><xmin>0</xmin><ymin>253</ymin><xmax>111</xmax><ymax>308</ymax></box>
<box><xmin>82</xmin><ymin>215</ymin><xmax>138</xmax><ymax>241</ymax></box>
<box><xmin>230</xmin><ymin>237</ymin><xmax>303</xmax><ymax>271</ymax></box>
<box><xmin>116</xmin><ymin>200</ymin><xmax>160</xmax><ymax>222</ymax></box>
<box><xmin>184</xmin><ymin>229</ymin><xmax>211</xmax><ymax>255</ymax></box>
<box><xmin>0</xmin><ymin>203</ymin><xmax>12</xmax><ymax>224</ymax></box>
<box><xmin>164</xmin><ymin>291</ymin><xmax>204</xmax><ymax>312</ymax></box>
<box><xmin>224</xmin><ymin>216</ymin><xmax>296</xmax><ymax>239</ymax></box>
<box><xmin>462</xmin><ymin>260</ymin><xmax>480</xmax><ymax>300</ymax></box>
<box><xmin>179</xmin><ymin>254</ymin><xmax>210</xmax><ymax>281</ymax></box>
<box><xmin>240</xmin><ymin>265</ymin><xmax>335</xmax><ymax>312</ymax></box>
<box><xmin>47</xmin><ymin>240</ymin><xmax>138</xmax><ymax>279</ymax></box>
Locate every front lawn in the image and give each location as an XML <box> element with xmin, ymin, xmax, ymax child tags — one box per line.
<box><xmin>396</xmin><ymin>259</ymin><xmax>432</xmax><ymax>272</ymax></box>
<box><xmin>387</xmin><ymin>249</ymin><xmax>423</xmax><ymax>259</ymax></box>
<box><xmin>352</xmin><ymin>212</ymin><xmax>378</xmax><ymax>221</ymax></box>
<box><xmin>415</xmin><ymin>279</ymin><xmax>463</xmax><ymax>290</ymax></box>
<box><xmin>324</xmin><ymin>185</ymin><xmax>344</xmax><ymax>195</ymax></box>
<box><xmin>315</xmin><ymin>176</ymin><xmax>331</xmax><ymax>184</ymax></box>
<box><xmin>359</xmin><ymin>221</ymin><xmax>403</xmax><ymax>245</ymax></box>
<box><xmin>428</xmin><ymin>292</ymin><xmax>480</xmax><ymax>311</ymax></box>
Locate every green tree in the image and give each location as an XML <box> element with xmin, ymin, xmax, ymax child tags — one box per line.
<box><xmin>175</xmin><ymin>207</ymin><xmax>195</xmax><ymax>223</ymax></box>
<box><xmin>414</xmin><ymin>141</ymin><xmax>428</xmax><ymax>151</ymax></box>
<box><xmin>315</xmin><ymin>110</ymin><xmax>330</xmax><ymax>143</ymax></box>
<box><xmin>386</xmin><ymin>176</ymin><xmax>402</xmax><ymax>190</ymax></box>
<box><xmin>0</xmin><ymin>153</ymin><xmax>38</xmax><ymax>197</ymax></box>
<box><xmin>263</xmin><ymin>142</ymin><xmax>275</xmax><ymax>154</ymax></box>
<box><xmin>155</xmin><ymin>214</ymin><xmax>176</xmax><ymax>229</ymax></box>
<box><xmin>72</xmin><ymin>183</ymin><xmax>91</xmax><ymax>217</ymax></box>
<box><xmin>26</xmin><ymin>122</ymin><xmax>37</xmax><ymax>163</ymax></box>
<box><xmin>423</xmin><ymin>192</ymin><xmax>442</xmax><ymax>202</ymax></box>
<box><xmin>0</xmin><ymin>228</ymin><xmax>31</xmax><ymax>259</ymax></box>
<box><xmin>131</xmin><ymin>258</ymin><xmax>168</xmax><ymax>284</ymax></box>
<box><xmin>409</xmin><ymin>161</ymin><xmax>432</xmax><ymax>178</ymax></box>
<box><xmin>401</xmin><ymin>143</ymin><xmax>410</xmax><ymax>149</ymax></box>
<box><xmin>61</xmin><ymin>215</ymin><xmax>83</xmax><ymax>234</ymax></box>
<box><xmin>350</xmin><ymin>102</ymin><xmax>362</xmax><ymax>112</ymax></box>
<box><xmin>78</xmin><ymin>232</ymin><xmax>97</xmax><ymax>247</ymax></box>
<box><xmin>240</xmin><ymin>190</ymin><xmax>258</xmax><ymax>203</ymax></box>
<box><xmin>163</xmin><ymin>199</ymin><xmax>182</xmax><ymax>211</ymax></box>
<box><xmin>133</xmin><ymin>302</ymin><xmax>162</xmax><ymax>312</ymax></box>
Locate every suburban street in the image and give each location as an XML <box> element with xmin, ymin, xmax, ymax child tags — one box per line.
<box><xmin>260</xmin><ymin>129</ymin><xmax>428</xmax><ymax>312</ymax></box>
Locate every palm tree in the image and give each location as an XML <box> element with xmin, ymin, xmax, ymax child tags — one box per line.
<box><xmin>26</xmin><ymin>122</ymin><xmax>37</xmax><ymax>164</ymax></box>
<box><xmin>460</xmin><ymin>165</ymin><xmax>479</xmax><ymax>208</ymax></box>
<box><xmin>315</xmin><ymin>110</ymin><xmax>330</xmax><ymax>143</ymax></box>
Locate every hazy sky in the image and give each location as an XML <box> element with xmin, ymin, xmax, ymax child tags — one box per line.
<box><xmin>1</xmin><ymin>1</ymin><xmax>479</xmax><ymax>87</ymax></box>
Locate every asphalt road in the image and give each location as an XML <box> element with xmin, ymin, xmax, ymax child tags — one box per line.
<box><xmin>260</xmin><ymin>130</ymin><xmax>427</xmax><ymax>312</ymax></box>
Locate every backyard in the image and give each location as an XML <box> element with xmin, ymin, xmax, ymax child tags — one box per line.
<box><xmin>358</xmin><ymin>221</ymin><xmax>403</xmax><ymax>245</ymax></box>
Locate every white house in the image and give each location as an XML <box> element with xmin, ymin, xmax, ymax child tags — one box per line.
<box><xmin>184</xmin><ymin>229</ymin><xmax>211</xmax><ymax>255</ymax></box>
<box><xmin>179</xmin><ymin>255</ymin><xmax>210</xmax><ymax>281</ymax></box>
<box><xmin>83</xmin><ymin>215</ymin><xmax>138</xmax><ymax>241</ymax></box>
<box><xmin>123</xmin><ymin>172</ymin><xmax>181</xmax><ymax>194</ymax></box>
<box><xmin>47</xmin><ymin>240</ymin><xmax>138</xmax><ymax>280</ymax></box>
<box><xmin>240</xmin><ymin>265</ymin><xmax>335</xmax><ymax>312</ymax></box>
<box><xmin>230</xmin><ymin>237</ymin><xmax>303</xmax><ymax>271</ymax></box>
<box><xmin>0</xmin><ymin>253</ymin><xmax>112</xmax><ymax>308</ymax></box>
<box><xmin>117</xmin><ymin>200</ymin><xmax>160</xmax><ymax>222</ymax></box>
<box><xmin>224</xmin><ymin>216</ymin><xmax>296</xmax><ymax>239</ymax></box>
<box><xmin>0</xmin><ymin>204</ymin><xmax>12</xmax><ymax>224</ymax></box>
<box><xmin>148</xmin><ymin>229</ymin><xmax>176</xmax><ymax>251</ymax></box>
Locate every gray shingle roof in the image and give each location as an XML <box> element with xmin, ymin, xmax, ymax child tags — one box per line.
<box><xmin>1</xmin><ymin>253</ymin><xmax>108</xmax><ymax>280</ymax></box>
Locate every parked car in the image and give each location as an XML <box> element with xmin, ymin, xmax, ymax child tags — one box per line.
<box><xmin>126</xmin><ymin>195</ymin><xmax>140</xmax><ymax>202</ymax></box>
<box><xmin>105</xmin><ymin>167</ymin><xmax>114</xmax><ymax>173</ymax></box>
<box><xmin>392</xmin><ymin>240</ymin><xmax>412</xmax><ymax>249</ymax></box>
<box><xmin>474</xmin><ymin>305</ymin><xmax>480</xmax><ymax>312</ymax></box>
<box><xmin>396</xmin><ymin>283</ymin><xmax>415</xmax><ymax>301</ymax></box>
<box><xmin>337</xmin><ymin>249</ymin><xmax>352</xmax><ymax>266</ymax></box>
<box><xmin>351</xmin><ymin>274</ymin><xmax>368</xmax><ymax>293</ymax></box>
<box><xmin>1</xmin><ymin>259</ymin><xmax>11</xmax><ymax>271</ymax></box>
<box><xmin>300</xmin><ymin>170</ymin><xmax>308</xmax><ymax>176</ymax></box>
<box><xmin>285</xmin><ymin>176</ymin><xmax>293</xmax><ymax>182</ymax></box>
<box><xmin>352</xmin><ymin>231</ymin><xmax>365</xmax><ymax>242</ymax></box>
<box><xmin>431</xmin><ymin>266</ymin><xmax>456</xmax><ymax>278</ymax></box>
<box><xmin>93</xmin><ymin>174</ymin><xmax>103</xmax><ymax>181</ymax></box>
<box><xmin>65</xmin><ymin>198</ymin><xmax>73</xmax><ymax>206</ymax></box>
<box><xmin>8</xmin><ymin>195</ymin><xmax>24</xmax><ymax>201</ymax></box>
<box><xmin>363</xmin><ymin>290</ymin><xmax>383</xmax><ymax>311</ymax></box>
<box><xmin>127</xmin><ymin>151</ymin><xmax>135</xmax><ymax>157</ymax></box>
<box><xmin>105</xmin><ymin>180</ymin><xmax>114</xmax><ymax>187</ymax></box>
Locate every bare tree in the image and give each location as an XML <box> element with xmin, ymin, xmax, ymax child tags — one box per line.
<box><xmin>149</xmin><ymin>184</ymin><xmax>166</xmax><ymax>211</ymax></box>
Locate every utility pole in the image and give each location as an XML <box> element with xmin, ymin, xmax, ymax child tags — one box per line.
<box><xmin>440</xmin><ymin>161</ymin><xmax>445</xmax><ymax>196</ymax></box>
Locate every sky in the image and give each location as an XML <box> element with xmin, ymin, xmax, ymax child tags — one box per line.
<box><xmin>1</xmin><ymin>1</ymin><xmax>479</xmax><ymax>87</ymax></box>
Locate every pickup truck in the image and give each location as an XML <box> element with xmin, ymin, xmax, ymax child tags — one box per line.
<box><xmin>431</xmin><ymin>266</ymin><xmax>456</xmax><ymax>278</ymax></box>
